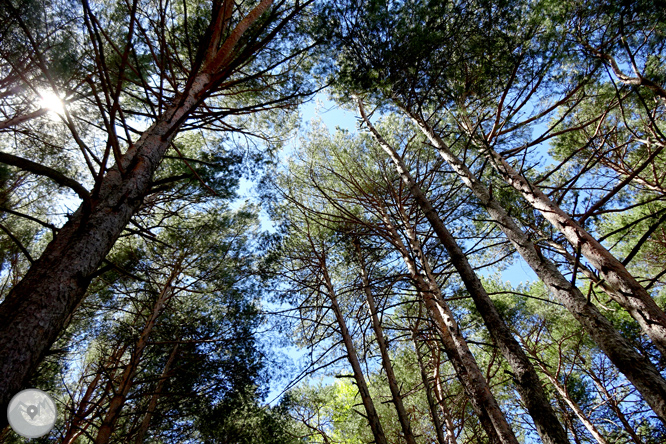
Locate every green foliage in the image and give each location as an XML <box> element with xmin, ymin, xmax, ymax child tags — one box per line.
<box><xmin>198</xmin><ymin>388</ymin><xmax>302</xmax><ymax>444</ymax></box>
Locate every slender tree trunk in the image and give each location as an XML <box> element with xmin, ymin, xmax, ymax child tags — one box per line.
<box><xmin>0</xmin><ymin>0</ymin><xmax>275</xmax><ymax>415</ymax></box>
<box><xmin>536</xmin><ymin>364</ymin><xmax>609</xmax><ymax>444</ymax></box>
<box><xmin>586</xmin><ymin>369</ymin><xmax>644</xmax><ymax>444</ymax></box>
<box><xmin>431</xmin><ymin>346</ymin><xmax>461</xmax><ymax>444</ymax></box>
<box><xmin>95</xmin><ymin>265</ymin><xmax>179</xmax><ymax>444</ymax></box>
<box><xmin>133</xmin><ymin>342</ymin><xmax>179</xmax><ymax>444</ymax></box>
<box><xmin>411</xmin><ymin>324</ymin><xmax>450</xmax><ymax>444</ymax></box>
<box><xmin>62</xmin><ymin>343</ymin><xmax>128</xmax><ymax>444</ymax></box>
<box><xmin>413</xmin><ymin>320</ymin><xmax>460</xmax><ymax>444</ymax></box>
<box><xmin>321</xmin><ymin>258</ymin><xmax>389</xmax><ymax>444</ymax></box>
<box><xmin>405</xmin><ymin>110</ymin><xmax>666</xmax><ymax>422</ymax></box>
<box><xmin>376</xmin><ymin>203</ymin><xmax>506</xmax><ymax>444</ymax></box>
<box><xmin>359</xmin><ymin>99</ymin><xmax>570</xmax><ymax>444</ymax></box>
<box><xmin>354</xmin><ymin>239</ymin><xmax>418</xmax><ymax>444</ymax></box>
<box><xmin>559</xmin><ymin>401</ymin><xmax>584</xmax><ymax>444</ymax></box>
<box><xmin>62</xmin><ymin>373</ymin><xmax>102</xmax><ymax>444</ymax></box>
<box><xmin>458</xmin><ymin>110</ymin><xmax>666</xmax><ymax>357</ymax></box>
<box><xmin>403</xmin><ymin>211</ymin><xmax>518</xmax><ymax>444</ymax></box>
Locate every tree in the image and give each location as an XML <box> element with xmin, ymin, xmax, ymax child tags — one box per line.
<box><xmin>270</xmin><ymin>121</ymin><xmax>529</xmax><ymax>442</ymax></box>
<box><xmin>317</xmin><ymin>0</ymin><xmax>666</xmax><ymax>422</ymax></box>
<box><xmin>0</xmin><ymin>0</ymin><xmax>315</xmax><ymax>416</ymax></box>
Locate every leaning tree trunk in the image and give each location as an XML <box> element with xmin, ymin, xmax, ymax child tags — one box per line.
<box><xmin>0</xmin><ymin>0</ymin><xmax>275</xmax><ymax>417</ymax></box>
<box><xmin>321</xmin><ymin>258</ymin><xmax>389</xmax><ymax>444</ymax></box>
<box><xmin>0</xmin><ymin>97</ymin><xmax>191</xmax><ymax>420</ymax></box>
<box><xmin>400</xmin><ymin>208</ymin><xmax>518</xmax><ymax>444</ymax></box>
<box><xmin>458</xmin><ymin>110</ymin><xmax>666</xmax><ymax>358</ymax></box>
<box><xmin>359</xmin><ymin>100</ymin><xmax>570</xmax><ymax>444</ymax></box>
<box><xmin>354</xmin><ymin>239</ymin><xmax>418</xmax><ymax>444</ymax></box>
<box><xmin>407</xmin><ymin>110</ymin><xmax>666</xmax><ymax>423</ymax></box>
<box><xmin>62</xmin><ymin>342</ymin><xmax>129</xmax><ymax>444</ymax></box>
<box><xmin>410</xmin><ymin>314</ymin><xmax>455</xmax><ymax>444</ymax></box>
<box><xmin>133</xmin><ymin>342</ymin><xmax>179</xmax><ymax>444</ymax></box>
<box><xmin>535</xmin><ymin>363</ymin><xmax>609</xmax><ymax>444</ymax></box>
<box><xmin>95</xmin><ymin>265</ymin><xmax>179</xmax><ymax>444</ymax></box>
<box><xmin>376</xmin><ymin>204</ymin><xmax>506</xmax><ymax>444</ymax></box>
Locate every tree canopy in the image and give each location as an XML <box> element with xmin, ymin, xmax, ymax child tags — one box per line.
<box><xmin>1</xmin><ymin>0</ymin><xmax>665</xmax><ymax>443</ymax></box>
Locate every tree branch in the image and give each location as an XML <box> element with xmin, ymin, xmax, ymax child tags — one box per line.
<box><xmin>0</xmin><ymin>152</ymin><xmax>91</xmax><ymax>203</ymax></box>
<box><xmin>0</xmin><ymin>223</ymin><xmax>33</xmax><ymax>264</ymax></box>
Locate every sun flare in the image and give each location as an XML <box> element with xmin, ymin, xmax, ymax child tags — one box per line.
<box><xmin>37</xmin><ymin>90</ymin><xmax>65</xmax><ymax>117</ymax></box>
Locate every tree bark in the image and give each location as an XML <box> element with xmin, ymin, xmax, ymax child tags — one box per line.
<box><xmin>354</xmin><ymin>238</ymin><xmax>418</xmax><ymax>444</ymax></box>
<box><xmin>0</xmin><ymin>0</ymin><xmax>275</xmax><ymax>416</ymax></box>
<box><xmin>358</xmin><ymin>99</ymin><xmax>570</xmax><ymax>444</ymax></box>
<box><xmin>320</xmin><ymin>256</ymin><xmax>389</xmax><ymax>444</ymax></box>
<box><xmin>401</xmin><ymin>208</ymin><xmax>519</xmax><ymax>444</ymax></box>
<box><xmin>406</xmin><ymin>110</ymin><xmax>666</xmax><ymax>423</ymax></box>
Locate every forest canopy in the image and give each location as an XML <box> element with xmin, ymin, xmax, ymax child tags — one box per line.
<box><xmin>0</xmin><ymin>0</ymin><xmax>665</xmax><ymax>443</ymax></box>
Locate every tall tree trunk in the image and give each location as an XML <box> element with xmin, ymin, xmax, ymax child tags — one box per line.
<box><xmin>586</xmin><ymin>369</ymin><xmax>644</xmax><ymax>444</ymax></box>
<box><xmin>354</xmin><ymin>239</ymin><xmax>418</xmax><ymax>444</ymax></box>
<box><xmin>376</xmin><ymin>203</ymin><xmax>507</xmax><ymax>444</ymax></box>
<box><xmin>401</xmin><ymin>208</ymin><xmax>518</xmax><ymax>444</ymax></box>
<box><xmin>431</xmin><ymin>344</ymin><xmax>461</xmax><ymax>444</ymax></box>
<box><xmin>0</xmin><ymin>92</ymin><xmax>197</xmax><ymax>417</ymax></box>
<box><xmin>410</xmin><ymin>314</ymin><xmax>456</xmax><ymax>444</ymax></box>
<box><xmin>320</xmin><ymin>258</ymin><xmax>389</xmax><ymax>444</ymax></box>
<box><xmin>62</xmin><ymin>342</ymin><xmax>129</xmax><ymax>444</ymax></box>
<box><xmin>0</xmin><ymin>0</ymin><xmax>276</xmax><ymax>416</ymax></box>
<box><xmin>406</xmin><ymin>110</ymin><xmax>666</xmax><ymax>423</ymax></box>
<box><xmin>536</xmin><ymin>364</ymin><xmax>609</xmax><ymax>444</ymax></box>
<box><xmin>94</xmin><ymin>264</ymin><xmax>179</xmax><ymax>444</ymax></box>
<box><xmin>359</xmin><ymin>99</ymin><xmax>570</xmax><ymax>444</ymax></box>
<box><xmin>133</xmin><ymin>342</ymin><xmax>179</xmax><ymax>444</ymax></box>
<box><xmin>458</xmin><ymin>109</ymin><xmax>666</xmax><ymax>357</ymax></box>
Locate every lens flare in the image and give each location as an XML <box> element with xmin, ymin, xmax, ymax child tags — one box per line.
<box><xmin>37</xmin><ymin>90</ymin><xmax>65</xmax><ymax>117</ymax></box>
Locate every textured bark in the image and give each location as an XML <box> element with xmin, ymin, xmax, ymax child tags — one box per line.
<box><xmin>0</xmin><ymin>0</ymin><xmax>274</xmax><ymax>416</ymax></box>
<box><xmin>459</xmin><ymin>115</ymin><xmax>666</xmax><ymax>358</ymax></box>
<box><xmin>321</xmin><ymin>259</ymin><xmax>388</xmax><ymax>444</ymax></box>
<box><xmin>0</xmin><ymin>87</ymin><xmax>200</xmax><ymax>417</ymax></box>
<box><xmin>359</xmin><ymin>100</ymin><xmax>569</xmax><ymax>444</ymax></box>
<box><xmin>408</xmin><ymin>112</ymin><xmax>666</xmax><ymax>422</ymax></box>
<box><xmin>354</xmin><ymin>239</ymin><xmax>418</xmax><ymax>444</ymax></box>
